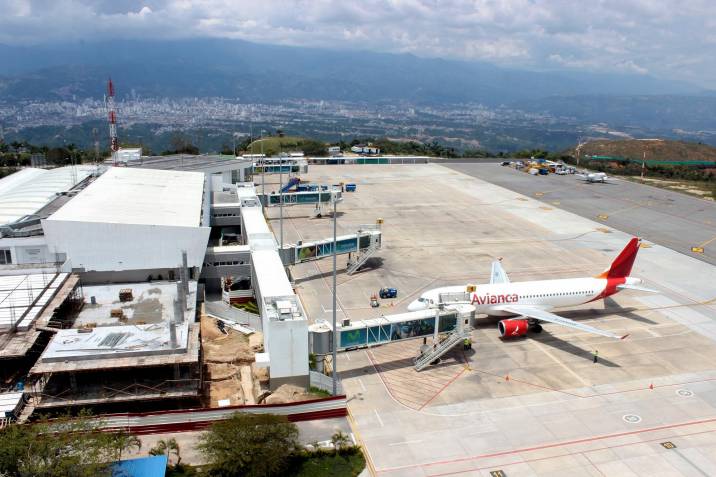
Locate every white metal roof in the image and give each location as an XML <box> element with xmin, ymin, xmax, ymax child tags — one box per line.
<box><xmin>0</xmin><ymin>166</ymin><xmax>96</xmax><ymax>226</ymax></box>
<box><xmin>0</xmin><ymin>391</ymin><xmax>23</xmax><ymax>417</ymax></box>
<box><xmin>241</xmin><ymin>207</ymin><xmax>271</xmax><ymax>236</ymax></box>
<box><xmin>47</xmin><ymin>167</ymin><xmax>205</xmax><ymax>227</ymax></box>
<box><xmin>252</xmin><ymin>249</ymin><xmax>293</xmax><ymax>298</ymax></box>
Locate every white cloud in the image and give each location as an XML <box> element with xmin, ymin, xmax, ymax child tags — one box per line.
<box><xmin>0</xmin><ymin>0</ymin><xmax>713</xmax><ymax>88</ymax></box>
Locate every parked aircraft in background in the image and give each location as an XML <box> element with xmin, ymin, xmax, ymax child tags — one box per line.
<box><xmin>576</xmin><ymin>171</ymin><xmax>611</xmax><ymax>183</ymax></box>
<box><xmin>407</xmin><ymin>238</ymin><xmax>656</xmax><ymax>340</ymax></box>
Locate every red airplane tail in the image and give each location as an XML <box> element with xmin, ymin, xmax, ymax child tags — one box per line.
<box><xmin>596</xmin><ymin>237</ymin><xmax>640</xmax><ymax>279</ymax></box>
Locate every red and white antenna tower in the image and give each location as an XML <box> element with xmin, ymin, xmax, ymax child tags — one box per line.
<box><xmin>106</xmin><ymin>78</ymin><xmax>119</xmax><ymax>164</ymax></box>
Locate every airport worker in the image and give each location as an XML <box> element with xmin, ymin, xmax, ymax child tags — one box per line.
<box><xmin>593</xmin><ymin>349</ymin><xmax>599</xmax><ymax>363</ymax></box>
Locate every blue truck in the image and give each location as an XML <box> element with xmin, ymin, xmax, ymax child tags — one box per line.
<box><xmin>379</xmin><ymin>287</ymin><xmax>397</xmax><ymax>299</ymax></box>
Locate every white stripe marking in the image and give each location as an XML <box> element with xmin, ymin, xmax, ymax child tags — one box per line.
<box><xmin>374</xmin><ymin>409</ymin><xmax>384</xmax><ymax>427</ymax></box>
<box><xmin>388</xmin><ymin>439</ymin><xmax>422</xmax><ymax>446</ymax></box>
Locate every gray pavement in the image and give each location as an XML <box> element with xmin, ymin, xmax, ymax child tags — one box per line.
<box><xmin>444</xmin><ymin>163</ymin><xmax>716</xmax><ymax>265</ymax></box>
<box><xmin>270</xmin><ymin>163</ymin><xmax>716</xmax><ymax>476</ymax></box>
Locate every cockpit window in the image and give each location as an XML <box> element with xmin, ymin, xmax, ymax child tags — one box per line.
<box><xmin>417</xmin><ymin>297</ymin><xmax>426</xmax><ymax>303</ymax></box>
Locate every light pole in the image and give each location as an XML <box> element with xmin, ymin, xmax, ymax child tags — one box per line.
<box><xmin>279</xmin><ymin>154</ymin><xmax>284</xmax><ymax>249</ymax></box>
<box><xmin>260</xmin><ymin>130</ymin><xmax>266</xmax><ymax>197</ymax></box>
<box><xmin>332</xmin><ymin>194</ymin><xmax>338</xmax><ymax>395</ymax></box>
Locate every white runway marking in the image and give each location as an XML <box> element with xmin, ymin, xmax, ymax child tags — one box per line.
<box><xmin>388</xmin><ymin>439</ymin><xmax>422</xmax><ymax>446</ymax></box>
<box><xmin>374</xmin><ymin>409</ymin><xmax>384</xmax><ymax>427</ymax></box>
<box><xmin>532</xmin><ymin>339</ymin><xmax>591</xmax><ymax>387</ymax></box>
<box><xmin>358</xmin><ymin>378</ymin><xmax>366</xmax><ymax>392</ymax></box>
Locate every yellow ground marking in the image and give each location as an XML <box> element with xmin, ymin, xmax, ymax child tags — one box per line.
<box><xmin>696</xmin><ymin>235</ymin><xmax>716</xmax><ymax>249</ymax></box>
<box><xmin>347</xmin><ymin>408</ymin><xmax>377</xmax><ymax>477</ymax></box>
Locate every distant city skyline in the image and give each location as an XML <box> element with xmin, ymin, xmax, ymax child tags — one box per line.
<box><xmin>1</xmin><ymin>0</ymin><xmax>714</xmax><ymax>89</ymax></box>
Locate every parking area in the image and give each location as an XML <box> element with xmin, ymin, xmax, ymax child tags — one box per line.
<box><xmin>265</xmin><ymin>164</ymin><xmax>716</xmax><ymax>476</ymax></box>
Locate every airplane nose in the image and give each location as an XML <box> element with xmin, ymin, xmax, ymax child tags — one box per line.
<box><xmin>407</xmin><ymin>301</ymin><xmax>423</xmax><ymax>312</ymax></box>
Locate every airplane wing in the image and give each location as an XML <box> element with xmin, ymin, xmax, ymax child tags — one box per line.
<box><xmin>490</xmin><ymin>260</ymin><xmax>510</xmax><ymax>284</ymax></box>
<box><xmin>494</xmin><ymin>305</ymin><xmax>629</xmax><ymax>340</ymax></box>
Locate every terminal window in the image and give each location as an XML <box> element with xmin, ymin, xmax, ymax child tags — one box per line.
<box><xmin>0</xmin><ymin>249</ymin><xmax>12</xmax><ymax>264</ymax></box>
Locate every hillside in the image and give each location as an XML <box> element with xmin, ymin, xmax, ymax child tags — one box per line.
<box><xmin>246</xmin><ymin>136</ymin><xmax>326</xmax><ymax>157</ymax></box>
<box><xmin>572</xmin><ymin>139</ymin><xmax>716</xmax><ymax>163</ymax></box>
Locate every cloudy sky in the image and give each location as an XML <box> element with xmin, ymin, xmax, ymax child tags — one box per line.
<box><xmin>2</xmin><ymin>0</ymin><xmax>714</xmax><ymax>88</ymax></box>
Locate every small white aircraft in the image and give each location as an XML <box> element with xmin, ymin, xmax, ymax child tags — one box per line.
<box><xmin>576</xmin><ymin>171</ymin><xmax>611</xmax><ymax>183</ymax></box>
<box><xmin>407</xmin><ymin>238</ymin><xmax>656</xmax><ymax>340</ymax></box>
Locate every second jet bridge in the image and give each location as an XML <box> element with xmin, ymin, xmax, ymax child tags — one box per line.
<box><xmin>281</xmin><ymin>225</ymin><xmax>381</xmax><ymax>275</ymax></box>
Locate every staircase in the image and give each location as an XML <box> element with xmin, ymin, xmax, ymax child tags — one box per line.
<box><xmin>413</xmin><ymin>329</ymin><xmax>470</xmax><ymax>371</ymax></box>
<box><xmin>346</xmin><ymin>241</ymin><xmax>380</xmax><ymax>275</ymax></box>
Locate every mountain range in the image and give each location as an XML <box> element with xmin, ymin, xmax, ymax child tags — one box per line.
<box><xmin>0</xmin><ymin>38</ymin><xmax>710</xmax><ymax>105</ymax></box>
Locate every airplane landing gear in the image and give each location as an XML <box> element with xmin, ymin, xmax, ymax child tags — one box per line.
<box><xmin>529</xmin><ymin>321</ymin><xmax>543</xmax><ymax>333</ymax></box>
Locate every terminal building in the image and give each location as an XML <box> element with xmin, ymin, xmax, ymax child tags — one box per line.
<box><xmin>0</xmin><ymin>156</ymin><xmax>330</xmax><ymax>414</ymax></box>
<box><xmin>0</xmin><ymin>149</ymin><xmax>391</xmax><ymax>417</ymax></box>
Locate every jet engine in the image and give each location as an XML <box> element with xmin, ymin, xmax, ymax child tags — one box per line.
<box><xmin>498</xmin><ymin>319</ymin><xmax>529</xmax><ymax>338</ymax></box>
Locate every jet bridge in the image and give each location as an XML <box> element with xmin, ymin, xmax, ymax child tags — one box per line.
<box><xmin>285</xmin><ymin>225</ymin><xmax>381</xmax><ymax>269</ymax></box>
<box><xmin>258</xmin><ymin>188</ymin><xmax>341</xmax><ymax>207</ymax></box>
<box><xmin>309</xmin><ymin>304</ymin><xmax>474</xmax><ymax>353</ymax></box>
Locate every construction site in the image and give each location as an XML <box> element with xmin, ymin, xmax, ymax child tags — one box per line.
<box><xmin>0</xmin><ymin>97</ymin><xmax>385</xmax><ymax>420</ymax></box>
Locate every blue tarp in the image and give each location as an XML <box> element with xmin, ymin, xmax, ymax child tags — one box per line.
<box><xmin>112</xmin><ymin>455</ymin><xmax>168</xmax><ymax>477</ymax></box>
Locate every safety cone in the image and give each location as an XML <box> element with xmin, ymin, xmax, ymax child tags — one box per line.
<box><xmin>505</xmin><ymin>375</ymin><xmax>510</xmax><ymax>381</ymax></box>
<box><xmin>649</xmin><ymin>383</ymin><xmax>654</xmax><ymax>390</ymax></box>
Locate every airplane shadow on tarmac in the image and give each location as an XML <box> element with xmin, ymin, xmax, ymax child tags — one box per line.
<box><xmin>530</xmin><ymin>332</ymin><xmax>621</xmax><ymax>368</ymax></box>
<box><xmin>553</xmin><ymin>303</ymin><xmax>657</xmax><ymax>326</ymax></box>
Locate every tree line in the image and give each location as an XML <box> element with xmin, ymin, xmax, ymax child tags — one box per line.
<box><xmin>0</xmin><ymin>411</ymin><xmax>365</xmax><ymax>477</ymax></box>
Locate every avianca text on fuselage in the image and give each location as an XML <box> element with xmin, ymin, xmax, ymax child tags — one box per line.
<box><xmin>471</xmin><ymin>293</ymin><xmax>519</xmax><ymax>305</ymax></box>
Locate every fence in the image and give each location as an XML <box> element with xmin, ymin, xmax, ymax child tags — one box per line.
<box><xmin>309</xmin><ymin>370</ymin><xmax>343</xmax><ymax>395</ymax></box>
<box><xmin>84</xmin><ymin>395</ymin><xmax>348</xmax><ymax>435</ymax></box>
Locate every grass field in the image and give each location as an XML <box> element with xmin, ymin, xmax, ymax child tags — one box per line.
<box><xmin>247</xmin><ymin>136</ymin><xmax>316</xmax><ymax>156</ymax></box>
<box><xmin>287</xmin><ymin>450</ymin><xmax>366</xmax><ymax>477</ymax></box>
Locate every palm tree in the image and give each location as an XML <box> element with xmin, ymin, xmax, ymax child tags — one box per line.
<box><xmin>112</xmin><ymin>433</ymin><xmax>142</xmax><ymax>461</ymax></box>
<box><xmin>330</xmin><ymin>431</ymin><xmax>351</xmax><ymax>452</ymax></box>
<box><xmin>149</xmin><ymin>438</ymin><xmax>181</xmax><ymax>464</ymax></box>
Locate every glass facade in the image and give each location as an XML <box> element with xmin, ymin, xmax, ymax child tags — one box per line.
<box><xmin>339</xmin><ymin>313</ymin><xmax>458</xmax><ymax>349</ymax></box>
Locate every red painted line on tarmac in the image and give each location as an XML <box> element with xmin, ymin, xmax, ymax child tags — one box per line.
<box><xmin>366</xmin><ymin>349</ymin><xmax>424</xmax><ymax>410</ymax></box>
<box><xmin>424</xmin><ymin>425</ymin><xmax>716</xmax><ymax>477</ymax></box>
<box><xmin>387</xmin><ymin>379</ymin><xmax>440</xmax><ymax>393</ymax></box>
<box><xmin>377</xmin><ymin>373</ymin><xmax>447</xmax><ymax>391</ymax></box>
<box><xmin>417</xmin><ymin>367</ymin><xmax>467</xmax><ymax>411</ymax></box>
<box><xmin>377</xmin><ymin>416</ymin><xmax>716</xmax><ymax>474</ymax></box>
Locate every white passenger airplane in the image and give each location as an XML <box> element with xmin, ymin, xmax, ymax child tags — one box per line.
<box><xmin>576</xmin><ymin>171</ymin><xmax>611</xmax><ymax>183</ymax></box>
<box><xmin>407</xmin><ymin>238</ymin><xmax>656</xmax><ymax>340</ymax></box>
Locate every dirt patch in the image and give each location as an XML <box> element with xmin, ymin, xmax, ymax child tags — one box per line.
<box><xmin>207</xmin><ymin>379</ymin><xmax>243</xmax><ymax>407</ymax></box>
<box><xmin>201</xmin><ymin>316</ymin><xmax>262</xmax><ymax>406</ymax></box>
<box><xmin>201</xmin><ymin>316</ymin><xmax>254</xmax><ymax>364</ymax></box>
<box><xmin>263</xmin><ymin>384</ymin><xmax>316</xmax><ymax>404</ymax></box>
<box><xmin>632</xmin><ymin>177</ymin><xmax>715</xmax><ymax>201</ymax></box>
<box><xmin>206</xmin><ymin>362</ymin><xmax>237</xmax><ymax>381</ymax></box>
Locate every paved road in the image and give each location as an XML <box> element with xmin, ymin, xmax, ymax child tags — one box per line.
<box><xmin>444</xmin><ymin>163</ymin><xmax>716</xmax><ymax>265</ymax></box>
